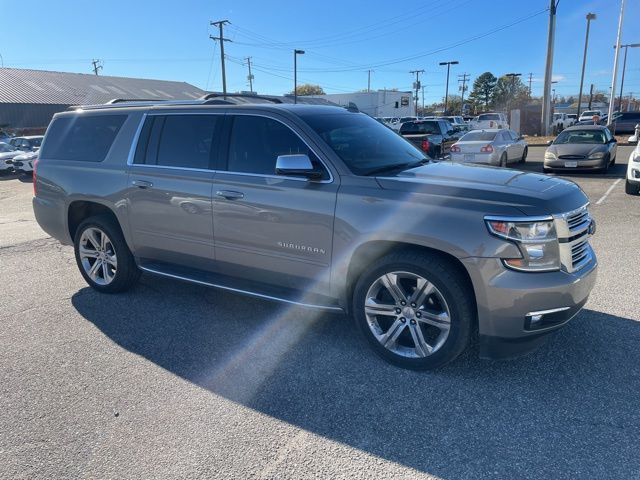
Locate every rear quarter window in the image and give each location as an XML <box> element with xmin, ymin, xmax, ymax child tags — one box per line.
<box><xmin>40</xmin><ymin>114</ymin><xmax>127</xmax><ymax>162</ymax></box>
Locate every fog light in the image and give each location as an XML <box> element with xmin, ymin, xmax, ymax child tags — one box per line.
<box><xmin>633</xmin><ymin>169</ymin><xmax>640</xmax><ymax>179</ymax></box>
<box><xmin>529</xmin><ymin>314</ymin><xmax>543</xmax><ymax>324</ymax></box>
<box><xmin>525</xmin><ymin>307</ymin><xmax>571</xmax><ymax>330</ymax></box>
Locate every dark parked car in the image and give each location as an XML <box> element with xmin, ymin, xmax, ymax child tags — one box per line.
<box><xmin>544</xmin><ymin>125</ymin><xmax>617</xmax><ymax>173</ymax></box>
<box><xmin>398</xmin><ymin>119</ymin><xmax>457</xmax><ymax>159</ymax></box>
<box><xmin>607</xmin><ymin>112</ymin><xmax>640</xmax><ymax>134</ymax></box>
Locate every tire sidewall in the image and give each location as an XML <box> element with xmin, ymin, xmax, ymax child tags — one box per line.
<box><xmin>352</xmin><ymin>255</ymin><xmax>472</xmax><ymax>370</ymax></box>
<box><xmin>73</xmin><ymin>216</ymin><xmax>136</xmax><ymax>293</ymax></box>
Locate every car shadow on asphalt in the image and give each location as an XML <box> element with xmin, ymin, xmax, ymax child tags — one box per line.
<box><xmin>72</xmin><ymin>277</ymin><xmax>640</xmax><ymax>478</ymax></box>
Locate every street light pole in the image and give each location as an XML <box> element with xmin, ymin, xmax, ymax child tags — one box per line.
<box><xmin>608</xmin><ymin>0</ymin><xmax>626</xmax><ymax>122</ymax></box>
<box><xmin>577</xmin><ymin>13</ymin><xmax>596</xmax><ymax>118</ymax></box>
<box><xmin>614</xmin><ymin>44</ymin><xmax>640</xmax><ymax>111</ymax></box>
<box><xmin>439</xmin><ymin>61</ymin><xmax>459</xmax><ymax>114</ymax></box>
<box><xmin>293</xmin><ymin>49</ymin><xmax>305</xmax><ymax>104</ymax></box>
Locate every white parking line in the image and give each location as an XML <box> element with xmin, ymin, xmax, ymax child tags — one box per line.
<box><xmin>595</xmin><ymin>178</ymin><xmax>622</xmax><ymax>205</ymax></box>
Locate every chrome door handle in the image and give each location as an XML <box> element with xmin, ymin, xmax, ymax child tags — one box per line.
<box><xmin>132</xmin><ymin>180</ymin><xmax>153</xmax><ymax>188</ymax></box>
<box><xmin>215</xmin><ymin>190</ymin><xmax>244</xmax><ymax>200</ymax></box>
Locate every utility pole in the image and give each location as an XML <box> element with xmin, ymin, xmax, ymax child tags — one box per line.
<box><xmin>422</xmin><ymin>85</ymin><xmax>425</xmax><ymax>112</ymax></box>
<box><xmin>527</xmin><ymin>73</ymin><xmax>533</xmax><ymax>96</ymax></box>
<box><xmin>410</xmin><ymin>70</ymin><xmax>424</xmax><ymax>116</ymax></box>
<box><xmin>614</xmin><ymin>44</ymin><xmax>640</xmax><ymax>111</ymax></box>
<box><xmin>588</xmin><ymin>83</ymin><xmax>594</xmax><ymax>110</ymax></box>
<box><xmin>506</xmin><ymin>73</ymin><xmax>522</xmax><ymax>122</ymax></box>
<box><xmin>91</xmin><ymin>59</ymin><xmax>103</xmax><ymax>76</ymax></box>
<box><xmin>209</xmin><ymin>20</ymin><xmax>231</xmax><ymax>96</ymax></box>
<box><xmin>245</xmin><ymin>57</ymin><xmax>254</xmax><ymax>93</ymax></box>
<box><xmin>439</xmin><ymin>61</ymin><xmax>459</xmax><ymax>114</ymax></box>
<box><xmin>608</xmin><ymin>0</ymin><xmax>626</xmax><ymax>122</ymax></box>
<box><xmin>293</xmin><ymin>49</ymin><xmax>305</xmax><ymax>104</ymax></box>
<box><xmin>577</xmin><ymin>13</ymin><xmax>596</xmax><ymax>118</ymax></box>
<box><xmin>367</xmin><ymin>70</ymin><xmax>373</xmax><ymax>93</ymax></box>
<box><xmin>458</xmin><ymin>73</ymin><xmax>470</xmax><ymax>115</ymax></box>
<box><xmin>541</xmin><ymin>0</ymin><xmax>558</xmax><ymax>135</ymax></box>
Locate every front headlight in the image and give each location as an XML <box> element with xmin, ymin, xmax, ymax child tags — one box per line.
<box><xmin>632</xmin><ymin>151</ymin><xmax>640</xmax><ymax>163</ymax></box>
<box><xmin>544</xmin><ymin>151</ymin><xmax>556</xmax><ymax>160</ymax></box>
<box><xmin>485</xmin><ymin>217</ymin><xmax>560</xmax><ymax>272</ymax></box>
<box><xmin>588</xmin><ymin>152</ymin><xmax>605</xmax><ymax>159</ymax></box>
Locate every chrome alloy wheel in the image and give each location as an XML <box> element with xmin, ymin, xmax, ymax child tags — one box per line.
<box><xmin>364</xmin><ymin>271</ymin><xmax>451</xmax><ymax>358</ymax></box>
<box><xmin>79</xmin><ymin>227</ymin><xmax>117</xmax><ymax>286</ymax></box>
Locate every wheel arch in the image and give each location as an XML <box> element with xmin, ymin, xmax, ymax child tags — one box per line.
<box><xmin>67</xmin><ymin>200</ymin><xmax>126</xmax><ymax>244</ymax></box>
<box><xmin>343</xmin><ymin>240</ymin><xmax>477</xmax><ymax>319</ymax></box>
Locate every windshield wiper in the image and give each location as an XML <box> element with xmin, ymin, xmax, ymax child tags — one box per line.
<box><xmin>364</xmin><ymin>158</ymin><xmax>430</xmax><ymax>176</ymax></box>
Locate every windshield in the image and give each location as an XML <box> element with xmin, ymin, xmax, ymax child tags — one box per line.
<box><xmin>460</xmin><ymin>131</ymin><xmax>498</xmax><ymax>141</ymax></box>
<box><xmin>301</xmin><ymin>112</ymin><xmax>427</xmax><ymax>176</ymax></box>
<box><xmin>581</xmin><ymin>111</ymin><xmax>599</xmax><ymax>117</ymax></box>
<box><xmin>399</xmin><ymin>121</ymin><xmax>440</xmax><ymax>135</ymax></box>
<box><xmin>478</xmin><ymin>114</ymin><xmax>500</xmax><ymax>121</ymax></box>
<box><xmin>553</xmin><ymin>129</ymin><xmax>606</xmax><ymax>144</ymax></box>
<box><xmin>0</xmin><ymin>142</ymin><xmax>16</xmax><ymax>153</ymax></box>
<box><xmin>30</xmin><ymin>137</ymin><xmax>43</xmax><ymax>147</ymax></box>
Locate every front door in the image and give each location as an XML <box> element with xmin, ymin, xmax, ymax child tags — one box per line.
<box><xmin>211</xmin><ymin>114</ymin><xmax>338</xmax><ymax>295</ymax></box>
<box><xmin>125</xmin><ymin>113</ymin><xmax>223</xmax><ymax>271</ymax></box>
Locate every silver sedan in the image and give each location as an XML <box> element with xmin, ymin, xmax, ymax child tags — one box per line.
<box><xmin>449</xmin><ymin>129</ymin><xmax>528</xmax><ymax>167</ymax></box>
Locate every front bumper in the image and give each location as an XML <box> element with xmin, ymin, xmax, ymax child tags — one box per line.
<box><xmin>544</xmin><ymin>157</ymin><xmax>607</xmax><ymax>170</ymax></box>
<box><xmin>461</xmin><ymin>253</ymin><xmax>598</xmax><ymax>360</ymax></box>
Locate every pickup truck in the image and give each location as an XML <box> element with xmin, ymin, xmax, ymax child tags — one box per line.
<box><xmin>398</xmin><ymin>119</ymin><xmax>458</xmax><ymax>159</ymax></box>
<box><xmin>32</xmin><ymin>98</ymin><xmax>598</xmax><ymax>370</ymax></box>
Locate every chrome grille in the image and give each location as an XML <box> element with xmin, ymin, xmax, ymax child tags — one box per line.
<box><xmin>566</xmin><ymin>208</ymin><xmax>590</xmax><ymax>232</ymax></box>
<box><xmin>559</xmin><ymin>155</ymin><xmax>586</xmax><ymax>160</ymax></box>
<box><xmin>571</xmin><ymin>238</ymin><xmax>590</xmax><ymax>270</ymax></box>
<box><xmin>554</xmin><ymin>204</ymin><xmax>594</xmax><ymax>273</ymax></box>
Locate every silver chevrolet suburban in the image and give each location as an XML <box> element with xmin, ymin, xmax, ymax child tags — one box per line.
<box><xmin>33</xmin><ymin>96</ymin><xmax>598</xmax><ymax>369</ymax></box>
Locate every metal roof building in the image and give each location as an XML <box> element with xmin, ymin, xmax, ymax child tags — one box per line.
<box><xmin>0</xmin><ymin>68</ymin><xmax>206</xmax><ymax>130</ymax></box>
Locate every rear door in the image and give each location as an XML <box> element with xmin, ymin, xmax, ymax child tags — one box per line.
<box><xmin>125</xmin><ymin>113</ymin><xmax>222</xmax><ymax>271</ymax></box>
<box><xmin>211</xmin><ymin>113</ymin><xmax>338</xmax><ymax>295</ymax></box>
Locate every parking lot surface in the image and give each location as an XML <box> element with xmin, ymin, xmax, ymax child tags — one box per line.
<box><xmin>1</xmin><ymin>147</ymin><xmax>639</xmax><ymax>479</ymax></box>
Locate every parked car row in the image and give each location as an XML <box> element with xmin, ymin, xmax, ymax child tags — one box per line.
<box><xmin>0</xmin><ymin>135</ymin><xmax>43</xmax><ymax>174</ymax></box>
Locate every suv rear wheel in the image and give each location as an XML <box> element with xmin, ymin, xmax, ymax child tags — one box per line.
<box><xmin>352</xmin><ymin>250</ymin><xmax>474</xmax><ymax>369</ymax></box>
<box><xmin>73</xmin><ymin>215</ymin><xmax>140</xmax><ymax>293</ymax></box>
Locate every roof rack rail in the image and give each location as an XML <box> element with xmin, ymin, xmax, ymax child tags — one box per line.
<box><xmin>105</xmin><ymin>98</ymin><xmax>169</xmax><ymax>104</ymax></box>
<box><xmin>200</xmin><ymin>93</ymin><xmax>283</xmax><ymax>104</ymax></box>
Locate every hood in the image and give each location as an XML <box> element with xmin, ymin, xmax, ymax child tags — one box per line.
<box><xmin>547</xmin><ymin>143</ymin><xmax>607</xmax><ymax>157</ymax></box>
<box><xmin>375</xmin><ymin>161</ymin><xmax>587</xmax><ymax>217</ymax></box>
<box><xmin>0</xmin><ymin>151</ymin><xmax>19</xmax><ymax>160</ymax></box>
<box><xmin>13</xmin><ymin>151</ymin><xmax>37</xmax><ymax>160</ymax></box>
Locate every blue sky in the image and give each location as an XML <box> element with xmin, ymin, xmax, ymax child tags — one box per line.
<box><xmin>2</xmin><ymin>0</ymin><xmax>638</xmax><ymax>103</ymax></box>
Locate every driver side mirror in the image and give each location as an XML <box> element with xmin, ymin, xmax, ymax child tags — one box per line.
<box><xmin>275</xmin><ymin>154</ymin><xmax>322</xmax><ymax>180</ymax></box>
<box><xmin>629</xmin><ymin>135</ymin><xmax>638</xmax><ymax>144</ymax></box>
<box><xmin>546</xmin><ymin>140</ymin><xmax>553</xmax><ymax>146</ymax></box>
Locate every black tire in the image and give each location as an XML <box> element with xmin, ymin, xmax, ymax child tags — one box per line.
<box><xmin>610</xmin><ymin>154</ymin><xmax>616</xmax><ymax>166</ymax></box>
<box><xmin>520</xmin><ymin>147</ymin><xmax>528</xmax><ymax>163</ymax></box>
<box><xmin>543</xmin><ymin>167</ymin><xmax>553</xmax><ymax>174</ymax></box>
<box><xmin>352</xmin><ymin>250</ymin><xmax>475</xmax><ymax>370</ymax></box>
<box><xmin>499</xmin><ymin>153</ymin><xmax>508</xmax><ymax>168</ymax></box>
<box><xmin>626</xmin><ymin>179</ymin><xmax>640</xmax><ymax>195</ymax></box>
<box><xmin>73</xmin><ymin>214</ymin><xmax>140</xmax><ymax>293</ymax></box>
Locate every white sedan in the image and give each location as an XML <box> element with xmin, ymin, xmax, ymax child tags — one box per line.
<box><xmin>449</xmin><ymin>129</ymin><xmax>528</xmax><ymax>167</ymax></box>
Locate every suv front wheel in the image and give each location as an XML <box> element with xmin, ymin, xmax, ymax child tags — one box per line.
<box><xmin>352</xmin><ymin>250</ymin><xmax>475</xmax><ymax>369</ymax></box>
<box><xmin>73</xmin><ymin>215</ymin><xmax>140</xmax><ymax>293</ymax></box>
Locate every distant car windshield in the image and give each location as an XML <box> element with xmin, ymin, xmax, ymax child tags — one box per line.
<box><xmin>460</xmin><ymin>131</ymin><xmax>498</xmax><ymax>141</ymax></box>
<box><xmin>478</xmin><ymin>114</ymin><xmax>500</xmax><ymax>121</ymax></box>
<box><xmin>399</xmin><ymin>121</ymin><xmax>440</xmax><ymax>135</ymax></box>
<box><xmin>30</xmin><ymin>137</ymin><xmax>43</xmax><ymax>147</ymax></box>
<box><xmin>301</xmin><ymin>112</ymin><xmax>427</xmax><ymax>176</ymax></box>
<box><xmin>553</xmin><ymin>129</ymin><xmax>606</xmax><ymax>144</ymax></box>
<box><xmin>581</xmin><ymin>111</ymin><xmax>599</xmax><ymax>117</ymax></box>
<box><xmin>0</xmin><ymin>142</ymin><xmax>16</xmax><ymax>152</ymax></box>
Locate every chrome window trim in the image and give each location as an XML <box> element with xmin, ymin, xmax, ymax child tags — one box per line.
<box><xmin>126</xmin><ymin>111</ymin><xmax>334</xmax><ymax>183</ymax></box>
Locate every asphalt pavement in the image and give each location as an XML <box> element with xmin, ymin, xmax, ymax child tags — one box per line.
<box><xmin>1</xmin><ymin>147</ymin><xmax>639</xmax><ymax>479</ymax></box>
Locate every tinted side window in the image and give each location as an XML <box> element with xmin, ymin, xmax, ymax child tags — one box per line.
<box><xmin>157</xmin><ymin>115</ymin><xmax>219</xmax><ymax>169</ymax></box>
<box><xmin>227</xmin><ymin>115</ymin><xmax>326</xmax><ymax>177</ymax></box>
<box><xmin>40</xmin><ymin>115</ymin><xmax>126</xmax><ymax>162</ymax></box>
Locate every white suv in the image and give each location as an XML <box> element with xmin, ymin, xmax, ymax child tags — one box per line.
<box><xmin>578</xmin><ymin>110</ymin><xmax>603</xmax><ymax>122</ymax></box>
